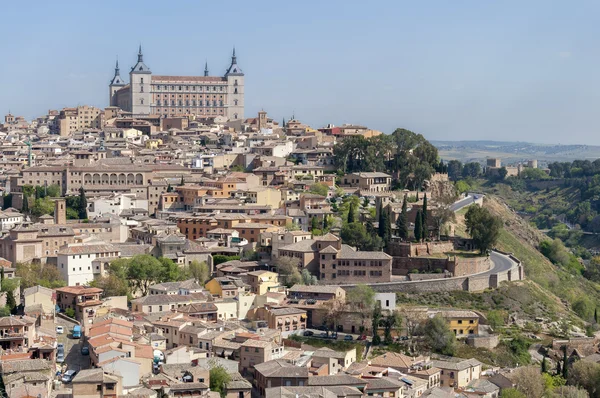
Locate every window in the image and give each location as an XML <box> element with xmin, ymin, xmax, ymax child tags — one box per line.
<box><xmin>141</xmin><ymin>98</ymin><xmax>144</xmax><ymax>105</ymax></box>
<box><xmin>457</xmin><ymin>320</ymin><xmax>463</xmax><ymax>324</ymax></box>
<box><xmin>97</xmin><ymin>385</ymin><xmax>102</xmax><ymax>391</ymax></box>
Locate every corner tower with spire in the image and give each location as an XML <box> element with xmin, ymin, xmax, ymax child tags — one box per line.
<box><xmin>225</xmin><ymin>47</ymin><xmax>245</xmax><ymax>120</ymax></box>
<box><xmin>108</xmin><ymin>58</ymin><xmax>127</xmax><ymax>107</ymax></box>
<box><xmin>129</xmin><ymin>45</ymin><xmax>152</xmax><ymax>115</ymax></box>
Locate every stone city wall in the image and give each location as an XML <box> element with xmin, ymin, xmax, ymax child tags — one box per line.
<box><xmin>467</xmin><ymin>334</ymin><xmax>500</xmax><ymax>349</ymax></box>
<box><xmin>449</xmin><ymin>256</ymin><xmax>492</xmax><ymax>277</ymax></box>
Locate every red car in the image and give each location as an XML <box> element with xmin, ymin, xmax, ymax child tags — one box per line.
<box><xmin>357</xmin><ymin>335</ymin><xmax>367</xmax><ymax>341</ymax></box>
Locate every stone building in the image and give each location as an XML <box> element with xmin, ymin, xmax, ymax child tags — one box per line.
<box><xmin>58</xmin><ymin>105</ymin><xmax>104</xmax><ymax>136</ymax></box>
<box><xmin>109</xmin><ymin>46</ymin><xmax>244</xmax><ymax>120</ymax></box>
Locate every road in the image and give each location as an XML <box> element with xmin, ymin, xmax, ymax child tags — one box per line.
<box><xmin>54</xmin><ymin>316</ymin><xmax>90</xmax><ymax>395</ymax></box>
<box><xmin>480</xmin><ymin>251</ymin><xmax>518</xmax><ymax>277</ymax></box>
<box><xmin>450</xmin><ymin>194</ymin><xmax>484</xmax><ymax>212</ymax></box>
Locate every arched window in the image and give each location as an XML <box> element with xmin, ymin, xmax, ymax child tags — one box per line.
<box><xmin>140</xmin><ymin>98</ymin><xmax>144</xmax><ymax>105</ymax></box>
<box><xmin>234</xmin><ymin>99</ymin><xmax>238</xmax><ymax>106</ymax></box>
<box><xmin>234</xmin><ymin>88</ymin><xmax>238</xmax><ymax>94</ymax></box>
<box><xmin>234</xmin><ymin>113</ymin><xmax>238</xmax><ymax>119</ymax></box>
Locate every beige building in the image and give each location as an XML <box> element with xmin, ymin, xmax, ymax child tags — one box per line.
<box><xmin>433</xmin><ymin>358</ymin><xmax>482</xmax><ymax>388</ymax></box>
<box><xmin>71</xmin><ymin>368</ymin><xmax>123</xmax><ymax>398</ymax></box>
<box><xmin>58</xmin><ymin>105</ymin><xmax>104</xmax><ymax>136</ymax></box>
<box><xmin>239</xmin><ymin>339</ymin><xmax>284</xmax><ymax>375</ymax></box>
<box><xmin>245</xmin><ymin>187</ymin><xmax>283</xmax><ymax>208</ymax></box>
<box><xmin>341</xmin><ymin>172</ymin><xmax>392</xmax><ymax>192</ymax></box>
<box><xmin>109</xmin><ymin>47</ymin><xmax>244</xmax><ymax>120</ymax></box>
<box><xmin>247</xmin><ymin>270</ymin><xmax>282</xmax><ymax>295</ymax></box>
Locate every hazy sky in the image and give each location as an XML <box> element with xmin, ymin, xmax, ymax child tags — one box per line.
<box><xmin>1</xmin><ymin>0</ymin><xmax>600</xmax><ymax>144</ymax></box>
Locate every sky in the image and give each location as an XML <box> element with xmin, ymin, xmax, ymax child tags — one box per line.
<box><xmin>1</xmin><ymin>0</ymin><xmax>600</xmax><ymax>144</ymax></box>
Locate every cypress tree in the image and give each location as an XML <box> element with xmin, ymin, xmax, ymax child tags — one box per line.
<box><xmin>167</xmin><ymin>184</ymin><xmax>173</xmax><ymax>193</ymax></box>
<box><xmin>78</xmin><ymin>186</ymin><xmax>88</xmax><ymax>220</ymax></box>
<box><xmin>595</xmin><ymin>307</ymin><xmax>598</xmax><ymax>324</ymax></box>
<box><xmin>22</xmin><ymin>195</ymin><xmax>29</xmax><ymax>214</ymax></box>
<box><xmin>556</xmin><ymin>360</ymin><xmax>562</xmax><ymax>376</ymax></box>
<box><xmin>379</xmin><ymin>209</ymin><xmax>391</xmax><ymax>245</ymax></box>
<box><xmin>347</xmin><ymin>202</ymin><xmax>356</xmax><ymax>224</ymax></box>
<box><xmin>562</xmin><ymin>347</ymin><xmax>568</xmax><ymax>379</ymax></box>
<box><xmin>541</xmin><ymin>356</ymin><xmax>547</xmax><ymax>373</ymax></box>
<box><xmin>179</xmin><ymin>175</ymin><xmax>185</xmax><ymax>186</ymax></box>
<box><xmin>397</xmin><ymin>195</ymin><xmax>409</xmax><ymax>241</ymax></box>
<box><xmin>378</xmin><ymin>204</ymin><xmax>385</xmax><ymax>238</ymax></box>
<box><xmin>422</xmin><ymin>194</ymin><xmax>428</xmax><ymax>240</ymax></box>
<box><xmin>414</xmin><ymin>210</ymin><xmax>422</xmax><ymax>242</ymax></box>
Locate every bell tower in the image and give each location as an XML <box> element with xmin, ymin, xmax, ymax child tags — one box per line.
<box><xmin>225</xmin><ymin>47</ymin><xmax>244</xmax><ymax>121</ymax></box>
<box><xmin>130</xmin><ymin>45</ymin><xmax>152</xmax><ymax>115</ymax></box>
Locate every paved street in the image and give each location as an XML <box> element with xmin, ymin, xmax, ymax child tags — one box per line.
<box><xmin>54</xmin><ymin>317</ymin><xmax>90</xmax><ymax>392</ymax></box>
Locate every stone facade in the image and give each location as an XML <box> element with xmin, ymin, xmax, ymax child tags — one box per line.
<box><xmin>110</xmin><ymin>47</ymin><xmax>244</xmax><ymax>121</ymax></box>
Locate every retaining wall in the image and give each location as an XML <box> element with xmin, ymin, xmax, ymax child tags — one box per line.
<box><xmin>342</xmin><ymin>251</ymin><xmax>524</xmax><ymax>294</ymax></box>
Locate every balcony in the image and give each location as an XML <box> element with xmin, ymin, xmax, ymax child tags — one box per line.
<box><xmin>0</xmin><ymin>331</ymin><xmax>25</xmax><ymax>340</ymax></box>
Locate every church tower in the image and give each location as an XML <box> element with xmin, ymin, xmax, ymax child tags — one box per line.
<box><xmin>130</xmin><ymin>45</ymin><xmax>152</xmax><ymax>115</ymax></box>
<box><xmin>108</xmin><ymin>58</ymin><xmax>127</xmax><ymax>107</ymax></box>
<box><xmin>225</xmin><ymin>48</ymin><xmax>244</xmax><ymax>121</ymax></box>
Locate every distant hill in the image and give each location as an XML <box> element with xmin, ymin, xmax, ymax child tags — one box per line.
<box><xmin>432</xmin><ymin>140</ymin><xmax>600</xmax><ymax>164</ymax></box>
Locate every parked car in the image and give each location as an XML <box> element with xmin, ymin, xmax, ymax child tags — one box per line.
<box><xmin>56</xmin><ymin>326</ymin><xmax>64</xmax><ymax>334</ymax></box>
<box><xmin>316</xmin><ymin>325</ymin><xmax>327</xmax><ymax>331</ymax></box>
<box><xmin>62</xmin><ymin>370</ymin><xmax>77</xmax><ymax>383</ymax></box>
<box><xmin>357</xmin><ymin>335</ymin><xmax>367</xmax><ymax>341</ymax></box>
<box><xmin>319</xmin><ymin>332</ymin><xmax>328</xmax><ymax>338</ymax></box>
<box><xmin>344</xmin><ymin>335</ymin><xmax>353</xmax><ymax>341</ymax></box>
<box><xmin>56</xmin><ymin>351</ymin><xmax>65</xmax><ymax>363</ymax></box>
<box><xmin>81</xmin><ymin>346</ymin><xmax>89</xmax><ymax>355</ymax></box>
<box><xmin>303</xmin><ymin>330</ymin><xmax>314</xmax><ymax>337</ymax></box>
<box><xmin>72</xmin><ymin>325</ymin><xmax>81</xmax><ymax>339</ymax></box>
<box><xmin>57</xmin><ymin>343</ymin><xmax>64</xmax><ymax>351</ymax></box>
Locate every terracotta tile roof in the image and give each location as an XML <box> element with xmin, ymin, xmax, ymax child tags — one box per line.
<box><xmin>55</xmin><ymin>286</ymin><xmax>103</xmax><ymax>295</ymax></box>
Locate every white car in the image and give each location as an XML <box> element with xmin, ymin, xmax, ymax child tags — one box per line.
<box><xmin>56</xmin><ymin>326</ymin><xmax>64</xmax><ymax>334</ymax></box>
<box><xmin>62</xmin><ymin>370</ymin><xmax>77</xmax><ymax>383</ymax></box>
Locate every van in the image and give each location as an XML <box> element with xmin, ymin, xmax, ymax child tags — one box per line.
<box><xmin>72</xmin><ymin>325</ymin><xmax>81</xmax><ymax>339</ymax></box>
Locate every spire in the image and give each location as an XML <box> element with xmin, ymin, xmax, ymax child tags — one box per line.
<box><xmin>138</xmin><ymin>44</ymin><xmax>143</xmax><ymax>62</ymax></box>
<box><xmin>232</xmin><ymin>47</ymin><xmax>236</xmax><ymax>64</ymax></box>
<box><xmin>204</xmin><ymin>61</ymin><xmax>209</xmax><ymax>77</ymax></box>
<box><xmin>115</xmin><ymin>57</ymin><xmax>120</xmax><ymax>75</ymax></box>
<box><xmin>225</xmin><ymin>47</ymin><xmax>243</xmax><ymax>76</ymax></box>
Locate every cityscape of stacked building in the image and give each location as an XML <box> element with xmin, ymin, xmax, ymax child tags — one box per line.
<box><xmin>0</xmin><ymin>44</ymin><xmax>597</xmax><ymax>398</ymax></box>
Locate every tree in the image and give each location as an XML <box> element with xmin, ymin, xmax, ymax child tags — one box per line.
<box><xmin>187</xmin><ymin>261</ymin><xmax>210</xmax><ymax>285</ymax></box>
<box><xmin>462</xmin><ymin>162</ymin><xmax>482</xmax><ymax>178</ymax></box>
<box><xmin>31</xmin><ymin>197</ymin><xmax>54</xmax><ymax>217</ymax></box>
<box><xmin>78</xmin><ymin>186</ymin><xmax>88</xmax><ymax>220</ymax></box>
<box><xmin>512</xmin><ymin>366</ymin><xmax>545</xmax><ymax>398</ymax></box>
<box><xmin>16</xmin><ymin>262</ymin><xmax>65</xmax><ymax>289</ymax></box>
<box><xmin>447</xmin><ymin>160</ymin><xmax>463</xmax><ymax>181</ymax></box>
<box><xmin>456</xmin><ymin>180</ymin><xmax>471</xmax><ymax>193</ymax></box>
<box><xmin>568</xmin><ymin>360</ymin><xmax>600</xmax><ymax>397</ymax></box>
<box><xmin>549</xmin><ymin>386</ymin><xmax>590</xmax><ymax>398</ymax></box>
<box><xmin>421</xmin><ymin>194</ymin><xmax>428</xmax><ymax>239</ymax></box>
<box><xmin>65</xmin><ymin>308</ymin><xmax>75</xmax><ymax>318</ymax></box>
<box><xmin>322</xmin><ymin>299</ymin><xmax>346</xmax><ymax>332</ymax></box>
<box><xmin>213</xmin><ymin>255</ymin><xmax>240</xmax><ymax>266</ymax></box>
<box><xmin>90</xmin><ymin>274</ymin><xmax>130</xmax><ymax>298</ymax></box>
<box><xmin>341</xmin><ymin>222</ymin><xmax>383</xmax><ymax>251</ymax></box>
<box><xmin>572</xmin><ymin>298</ymin><xmax>595</xmax><ymax>322</ymax></box>
<box><xmin>563</xmin><ymin>346</ymin><xmax>569</xmax><ymax>380</ymax></box>
<box><xmin>275</xmin><ymin>256</ymin><xmax>302</xmax><ymax>287</ymax></box>
<box><xmin>498</xmin><ymin>167</ymin><xmax>508</xmax><ymax>180</ymax></box>
<box><xmin>383</xmin><ymin>313</ymin><xmax>397</xmax><ymax>345</ymax></box>
<box><xmin>397</xmin><ymin>195</ymin><xmax>409</xmax><ymax>240</ymax></box>
<box><xmin>372</xmin><ymin>301</ymin><xmax>382</xmax><ymax>345</ymax></box>
<box><xmin>21</xmin><ymin>195</ymin><xmax>29</xmax><ymax>213</ymax></box>
<box><xmin>414</xmin><ymin>210</ymin><xmax>423</xmax><ymax>242</ymax></box>
<box><xmin>347</xmin><ymin>202</ymin><xmax>356</xmax><ymax>224</ymax></box>
<box><xmin>542</xmin><ymin>356</ymin><xmax>548</xmax><ymax>373</ymax></box>
<box><xmin>309</xmin><ymin>183</ymin><xmax>329</xmax><ymax>197</ymax></box>
<box><xmin>423</xmin><ymin>314</ymin><xmax>455</xmax><ymax>355</ymax></box>
<box><xmin>487</xmin><ymin>310</ymin><xmax>505</xmax><ymax>330</ymax></box>
<box><xmin>500</xmin><ymin>389</ymin><xmax>526</xmax><ymax>398</ymax></box>
<box><xmin>311</xmin><ymin>217</ymin><xmax>319</xmax><ymax>232</ymax></box>
<box><xmin>346</xmin><ymin>284</ymin><xmax>376</xmax><ymax>333</ymax></box>
<box><xmin>179</xmin><ymin>175</ymin><xmax>185</xmax><ymax>186</ymax></box>
<box><xmin>465</xmin><ymin>205</ymin><xmax>502</xmax><ymax>254</ymax></box>
<box><xmin>166</xmin><ymin>184</ymin><xmax>173</xmax><ymax>193</ymax></box>
<box><xmin>378</xmin><ymin>206</ymin><xmax>391</xmax><ymax>245</ymax></box>
<box><xmin>595</xmin><ymin>307</ymin><xmax>598</xmax><ymax>324</ymax></box>
<box><xmin>209</xmin><ymin>362</ymin><xmax>231</xmax><ymax>397</ymax></box>
<box><xmin>363</xmin><ymin>197</ymin><xmax>370</xmax><ymax>208</ymax></box>
<box><xmin>399</xmin><ymin>307</ymin><xmax>427</xmax><ymax>338</ymax></box>
<box><xmin>301</xmin><ymin>269</ymin><xmax>317</xmax><ymax>285</ymax></box>
<box><xmin>122</xmin><ymin>255</ymin><xmax>165</xmax><ymax>296</ymax></box>
<box><xmin>160</xmin><ymin>257</ymin><xmax>184</xmax><ymax>282</ymax></box>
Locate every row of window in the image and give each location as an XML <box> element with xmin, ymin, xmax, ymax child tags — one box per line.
<box><xmin>153</xmin><ymin>85</ymin><xmax>226</xmax><ymax>92</ymax></box>
<box><xmin>156</xmin><ymin>100</ymin><xmax>224</xmax><ymax>107</ymax></box>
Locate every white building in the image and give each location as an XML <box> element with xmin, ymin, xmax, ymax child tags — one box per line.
<box><xmin>57</xmin><ymin>242</ymin><xmax>120</xmax><ymax>286</ymax></box>
<box><xmin>375</xmin><ymin>292</ymin><xmax>396</xmax><ymax>311</ymax></box>
<box><xmin>87</xmin><ymin>193</ymin><xmax>149</xmax><ymax>218</ymax></box>
<box><xmin>0</xmin><ymin>210</ymin><xmax>24</xmax><ymax>231</ymax></box>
